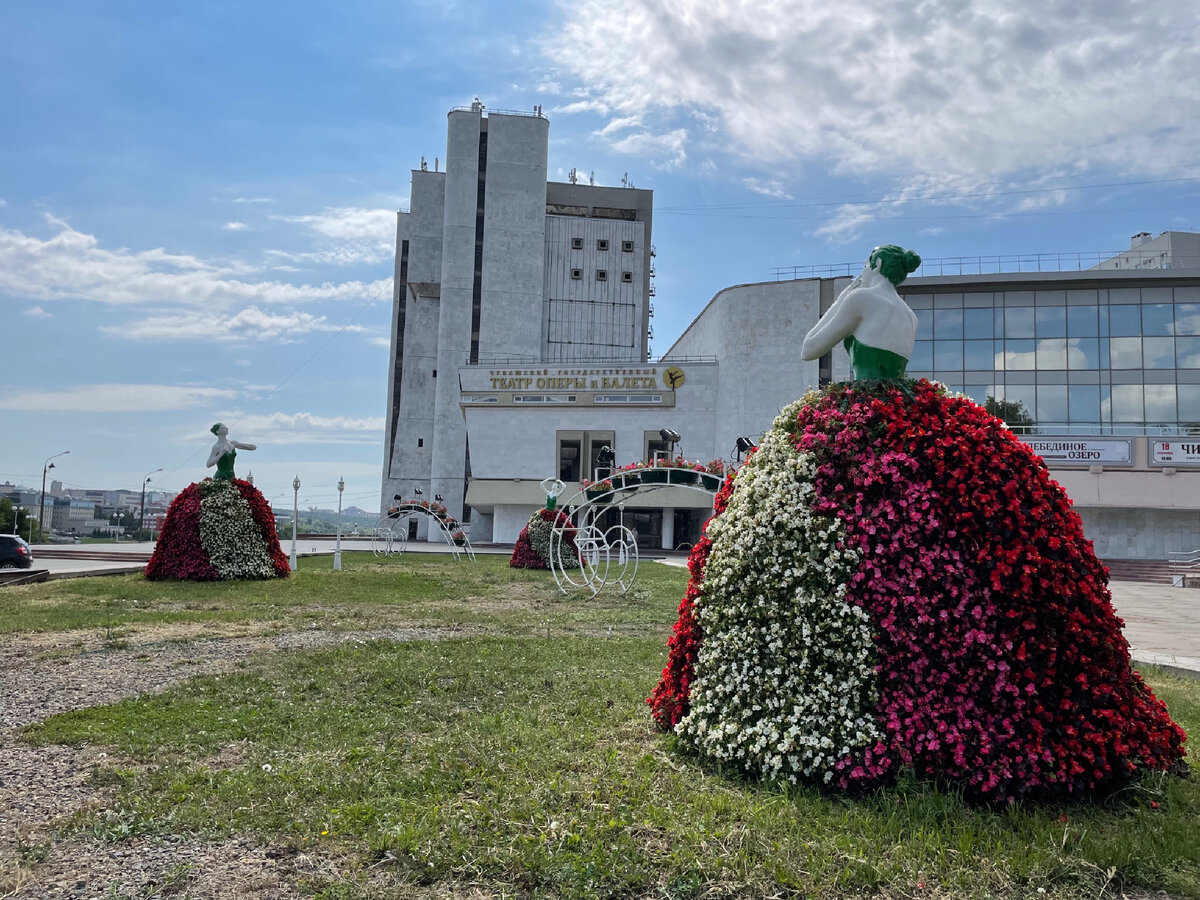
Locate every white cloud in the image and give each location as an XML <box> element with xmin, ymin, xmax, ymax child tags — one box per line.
<box><xmin>545</xmin><ymin>0</ymin><xmax>1200</xmax><ymax>198</ymax></box>
<box><xmin>205</xmin><ymin>410</ymin><xmax>385</xmax><ymax>445</ymax></box>
<box><xmin>223</xmin><ymin>221</ymin><xmax>249</xmax><ymax>231</ymax></box>
<box><xmin>0</xmin><ymin>216</ymin><xmax>390</xmax><ymax>307</ymax></box>
<box><xmin>232</xmin><ymin>197</ymin><xmax>274</xmax><ymax>204</ymax></box>
<box><xmin>21</xmin><ymin>305</ymin><xmax>53</xmax><ymax>318</ymax></box>
<box><xmin>274</xmin><ymin>206</ymin><xmax>396</xmax><ymax>242</ymax></box>
<box><xmin>104</xmin><ymin>305</ymin><xmax>373</xmax><ymax>343</ymax></box>
<box><xmin>741</xmin><ymin>178</ymin><xmax>793</xmax><ymax>199</ymax></box>
<box><xmin>607</xmin><ymin>128</ymin><xmax>688</xmax><ymax>169</ymax></box>
<box><xmin>269</xmin><ymin>206</ymin><xmax>398</xmax><ymax>266</ymax></box>
<box><xmin>0</xmin><ymin>383</ymin><xmax>239</xmax><ymax>413</ymax></box>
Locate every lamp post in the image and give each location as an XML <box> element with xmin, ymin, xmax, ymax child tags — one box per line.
<box><xmin>334</xmin><ymin>476</ymin><xmax>345</xmax><ymax>571</ymax></box>
<box><xmin>138</xmin><ymin>467</ymin><xmax>163</xmax><ymax>542</ymax></box>
<box><xmin>37</xmin><ymin>450</ymin><xmax>69</xmax><ymax>544</ymax></box>
<box><xmin>290</xmin><ymin>475</ymin><xmax>300</xmax><ymax>571</ymax></box>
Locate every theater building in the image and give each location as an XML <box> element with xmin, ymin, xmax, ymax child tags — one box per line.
<box><xmin>378</xmin><ymin>108</ymin><xmax>1200</xmax><ymax>557</ymax></box>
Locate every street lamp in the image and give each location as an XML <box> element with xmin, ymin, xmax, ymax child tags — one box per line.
<box><xmin>139</xmin><ymin>467</ymin><xmax>163</xmax><ymax>542</ymax></box>
<box><xmin>334</xmin><ymin>476</ymin><xmax>345</xmax><ymax>571</ymax></box>
<box><xmin>290</xmin><ymin>474</ymin><xmax>300</xmax><ymax>571</ymax></box>
<box><xmin>37</xmin><ymin>450</ymin><xmax>69</xmax><ymax>544</ymax></box>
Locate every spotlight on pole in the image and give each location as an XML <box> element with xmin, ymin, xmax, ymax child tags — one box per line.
<box><xmin>658</xmin><ymin>428</ymin><xmax>681</xmax><ymax>461</ymax></box>
<box><xmin>734</xmin><ymin>436</ymin><xmax>757</xmax><ymax>461</ymax></box>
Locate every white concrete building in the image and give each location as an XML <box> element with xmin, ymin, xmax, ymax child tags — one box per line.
<box><xmin>380</xmin><ymin>104</ymin><xmax>653</xmax><ymax>538</ymax></box>
<box><xmin>378</xmin><ymin>111</ymin><xmax>1200</xmax><ymax>558</ymax></box>
<box><xmin>450</xmin><ymin>266</ymin><xmax>1200</xmax><ymax>557</ymax></box>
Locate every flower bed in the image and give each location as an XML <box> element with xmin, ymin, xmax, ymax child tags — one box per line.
<box><xmin>650</xmin><ymin>380</ymin><xmax>1186</xmax><ymax>801</ymax></box>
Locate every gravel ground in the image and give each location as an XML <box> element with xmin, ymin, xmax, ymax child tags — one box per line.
<box><xmin>0</xmin><ymin>623</ymin><xmax>470</xmax><ymax>899</ymax></box>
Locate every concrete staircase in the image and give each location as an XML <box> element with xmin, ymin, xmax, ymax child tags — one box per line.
<box><xmin>1102</xmin><ymin>558</ymin><xmax>1175</xmax><ymax>585</ymax></box>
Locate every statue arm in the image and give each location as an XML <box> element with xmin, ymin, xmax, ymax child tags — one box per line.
<box><xmin>801</xmin><ymin>290</ymin><xmax>865</xmax><ymax>361</ymax></box>
<box><xmin>206</xmin><ymin>444</ymin><xmax>224</xmax><ymax>468</ymax></box>
<box><xmin>231</xmin><ymin>441</ymin><xmax>256</xmax><ymax>451</ymax></box>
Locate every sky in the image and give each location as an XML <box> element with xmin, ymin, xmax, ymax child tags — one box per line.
<box><xmin>3</xmin><ymin>0</ymin><xmax>1199</xmax><ymax>514</ymax></box>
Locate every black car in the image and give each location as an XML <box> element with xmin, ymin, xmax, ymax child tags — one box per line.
<box><xmin>0</xmin><ymin>535</ymin><xmax>33</xmax><ymax>569</ymax></box>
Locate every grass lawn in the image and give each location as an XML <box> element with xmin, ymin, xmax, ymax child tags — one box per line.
<box><xmin>8</xmin><ymin>553</ymin><xmax>1200</xmax><ymax>898</ymax></box>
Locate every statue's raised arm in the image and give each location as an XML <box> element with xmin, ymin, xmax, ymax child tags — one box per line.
<box><xmin>206</xmin><ymin>422</ymin><xmax>256</xmax><ymax>481</ymax></box>
<box><xmin>801</xmin><ymin>244</ymin><xmax>921</xmax><ymax>381</ymax></box>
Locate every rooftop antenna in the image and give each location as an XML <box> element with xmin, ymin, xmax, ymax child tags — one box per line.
<box><xmin>589</xmin><ymin>170</ymin><xmax>595</xmax><ymax>185</ymax></box>
<box><xmin>568</xmin><ymin>167</ymin><xmax>578</xmax><ymax>185</ymax></box>
<box><xmin>434</xmin><ymin>157</ymin><xmax>439</xmax><ymax>172</ymax></box>
<box><xmin>420</xmin><ymin>156</ymin><xmax>428</xmax><ymax>171</ymax></box>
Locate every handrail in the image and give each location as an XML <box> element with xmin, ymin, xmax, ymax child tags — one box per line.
<box><xmin>449</xmin><ymin>105</ymin><xmax>547</xmax><ymax>119</ymax></box>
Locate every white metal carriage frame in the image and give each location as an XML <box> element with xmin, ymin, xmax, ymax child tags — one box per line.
<box><xmin>373</xmin><ymin>503</ymin><xmax>476</xmax><ymax>562</ymax></box>
<box><xmin>548</xmin><ymin>465</ymin><xmax>723</xmax><ymax>597</ymax></box>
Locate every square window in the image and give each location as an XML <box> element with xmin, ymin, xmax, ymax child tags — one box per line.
<box><xmin>621</xmin><ymin>271</ymin><xmax>633</xmax><ymax>283</ymax></box>
<box><xmin>597</xmin><ymin>239</ymin><xmax>609</xmax><ymax>251</ymax></box>
<box><xmin>596</xmin><ymin>269</ymin><xmax>608</xmax><ymax>281</ymax></box>
<box><xmin>570</xmin><ymin>268</ymin><xmax>582</xmax><ymax>280</ymax></box>
<box><xmin>622</xmin><ymin>240</ymin><xmax>634</xmax><ymax>252</ymax></box>
<box><xmin>571</xmin><ymin>237</ymin><xmax>583</xmax><ymax>250</ymax></box>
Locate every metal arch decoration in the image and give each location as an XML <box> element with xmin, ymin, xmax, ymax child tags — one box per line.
<box><xmin>547</xmin><ymin>464</ymin><xmax>725</xmax><ymax>597</ymax></box>
<box><xmin>373</xmin><ymin>502</ymin><xmax>477</xmax><ymax>562</ymax></box>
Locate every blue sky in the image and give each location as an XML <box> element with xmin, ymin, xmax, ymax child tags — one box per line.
<box><xmin>3</xmin><ymin>0</ymin><xmax>1199</xmax><ymax>513</ymax></box>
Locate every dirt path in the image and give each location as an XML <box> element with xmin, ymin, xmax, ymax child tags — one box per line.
<box><xmin>0</xmin><ymin>623</ymin><xmax>471</xmax><ymax>899</ymax></box>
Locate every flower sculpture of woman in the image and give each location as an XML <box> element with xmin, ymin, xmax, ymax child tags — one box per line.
<box><xmin>801</xmin><ymin>244</ymin><xmax>922</xmax><ymax>380</ymax></box>
<box><xmin>206</xmin><ymin>423</ymin><xmax>257</xmax><ymax>481</ymax></box>
<box><xmin>145</xmin><ymin>424</ymin><xmax>288</xmax><ymax>581</ymax></box>
<box><xmin>649</xmin><ymin>243</ymin><xmax>1186</xmax><ymax>803</ymax></box>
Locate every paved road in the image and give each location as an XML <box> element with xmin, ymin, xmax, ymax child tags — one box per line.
<box><xmin>13</xmin><ymin>542</ymin><xmax>1199</xmax><ymax>675</ymax></box>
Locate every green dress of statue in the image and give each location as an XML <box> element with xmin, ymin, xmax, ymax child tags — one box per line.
<box><xmin>206</xmin><ymin>423</ymin><xmax>257</xmax><ymax>481</ymax></box>
<box><xmin>801</xmin><ymin>244</ymin><xmax>922</xmax><ymax>381</ymax></box>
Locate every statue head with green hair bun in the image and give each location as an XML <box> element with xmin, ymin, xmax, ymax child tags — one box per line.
<box><xmin>869</xmin><ymin>244</ymin><xmax>922</xmax><ymax>287</ymax></box>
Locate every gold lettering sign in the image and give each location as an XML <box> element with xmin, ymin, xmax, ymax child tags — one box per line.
<box><xmin>663</xmin><ymin>367</ymin><xmax>685</xmax><ymax>389</ymax></box>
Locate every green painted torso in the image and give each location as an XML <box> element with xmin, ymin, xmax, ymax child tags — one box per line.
<box><xmin>214</xmin><ymin>448</ymin><xmax>236</xmax><ymax>480</ymax></box>
<box><xmin>843</xmin><ymin>336</ymin><xmax>909</xmax><ymax>380</ymax></box>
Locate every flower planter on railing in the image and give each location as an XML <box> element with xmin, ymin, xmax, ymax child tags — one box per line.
<box><xmin>585</xmin><ymin>487</ymin><xmax>613</xmax><ymax>504</ymax></box>
<box><xmin>640</xmin><ymin>468</ymin><xmax>669</xmax><ymax>484</ymax></box>
<box><xmin>699</xmin><ymin>472</ymin><xmax>723</xmax><ymax>491</ymax></box>
<box><xmin>673</xmin><ymin>469</ymin><xmax>700</xmax><ymax>485</ymax></box>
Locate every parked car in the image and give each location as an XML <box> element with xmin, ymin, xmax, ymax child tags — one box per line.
<box><xmin>0</xmin><ymin>535</ymin><xmax>33</xmax><ymax>569</ymax></box>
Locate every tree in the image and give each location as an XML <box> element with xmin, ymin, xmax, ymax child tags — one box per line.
<box><xmin>0</xmin><ymin>497</ymin><xmax>37</xmax><ymax>540</ymax></box>
<box><xmin>984</xmin><ymin>396</ymin><xmax>1034</xmax><ymax>433</ymax></box>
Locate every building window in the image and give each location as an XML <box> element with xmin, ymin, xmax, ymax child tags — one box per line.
<box><xmin>596</xmin><ymin>269</ymin><xmax>608</xmax><ymax>282</ymax></box>
<box><xmin>597</xmin><ymin>239</ymin><xmax>610</xmax><ymax>251</ymax></box>
<box><xmin>571</xmin><ymin>268</ymin><xmax>582</xmax><ymax>280</ymax></box>
<box><xmin>558</xmin><ymin>430</ymin><xmax>615</xmax><ymax>481</ymax></box>
<box><xmin>432</xmin><ymin>369</ymin><xmax>437</xmax><ymax>378</ymax></box>
<box><xmin>621</xmin><ymin>271</ymin><xmax>633</xmax><ymax>283</ymax></box>
<box><xmin>622</xmin><ymin>240</ymin><xmax>634</xmax><ymax>252</ymax></box>
<box><xmin>417</xmin><ymin>438</ymin><xmax>424</xmax><ymax>448</ymax></box>
<box><xmin>571</xmin><ymin>237</ymin><xmax>583</xmax><ymax>250</ymax></box>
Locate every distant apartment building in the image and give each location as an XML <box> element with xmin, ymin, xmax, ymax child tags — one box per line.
<box><xmin>1092</xmin><ymin>231</ymin><xmax>1200</xmax><ymax>272</ymax></box>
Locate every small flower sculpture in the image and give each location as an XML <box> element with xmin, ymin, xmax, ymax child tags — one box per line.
<box><xmin>510</xmin><ymin>508</ymin><xmax>580</xmax><ymax>570</ymax></box>
<box><xmin>650</xmin><ymin>379</ymin><xmax>1186</xmax><ymax>802</ymax></box>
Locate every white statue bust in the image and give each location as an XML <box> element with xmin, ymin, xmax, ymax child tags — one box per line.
<box><xmin>206</xmin><ymin>423</ymin><xmax>257</xmax><ymax>481</ymax></box>
<box><xmin>801</xmin><ymin>244</ymin><xmax>922</xmax><ymax>380</ymax></box>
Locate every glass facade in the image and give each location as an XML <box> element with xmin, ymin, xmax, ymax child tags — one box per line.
<box><xmin>902</xmin><ymin>283</ymin><xmax>1200</xmax><ymax>435</ymax></box>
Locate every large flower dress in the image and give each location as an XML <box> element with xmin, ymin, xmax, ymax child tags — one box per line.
<box><xmin>649</xmin><ymin>380</ymin><xmax>1185</xmax><ymax>802</ymax></box>
<box><xmin>145</xmin><ymin>477</ymin><xmax>290</xmax><ymax>581</ymax></box>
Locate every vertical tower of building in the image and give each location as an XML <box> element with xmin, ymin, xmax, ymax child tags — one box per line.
<box><xmin>381</xmin><ymin>105</ymin><xmax>653</xmax><ymax>532</ymax></box>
